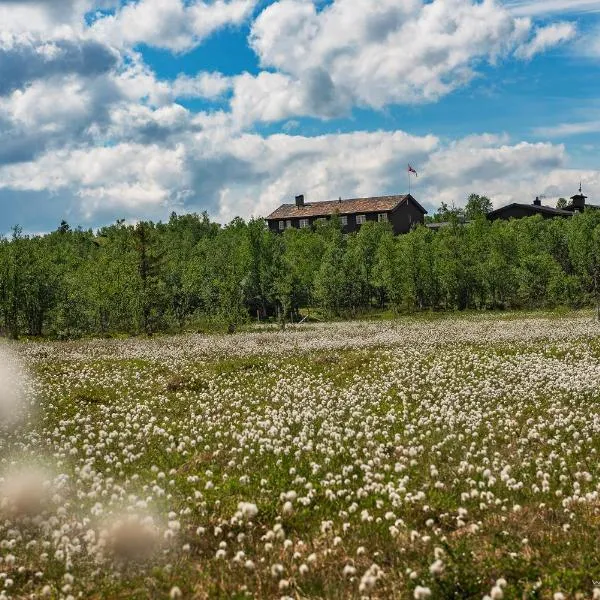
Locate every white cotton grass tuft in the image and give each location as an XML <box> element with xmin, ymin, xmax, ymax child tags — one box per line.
<box><xmin>490</xmin><ymin>585</ymin><xmax>504</xmax><ymax>600</ymax></box>
<box><xmin>237</xmin><ymin>501</ymin><xmax>258</xmax><ymax>520</ymax></box>
<box><xmin>429</xmin><ymin>559</ymin><xmax>444</xmax><ymax>576</ymax></box>
<box><xmin>0</xmin><ymin>347</ymin><xmax>28</xmax><ymax>431</ymax></box>
<box><xmin>414</xmin><ymin>585</ymin><xmax>432</xmax><ymax>599</ymax></box>
<box><xmin>358</xmin><ymin>564</ymin><xmax>384</xmax><ymax>594</ymax></box>
<box><xmin>0</xmin><ymin>465</ymin><xmax>51</xmax><ymax>518</ymax></box>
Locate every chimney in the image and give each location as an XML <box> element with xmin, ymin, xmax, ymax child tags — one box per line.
<box><xmin>533</xmin><ymin>196</ymin><xmax>541</xmax><ymax>206</ymax></box>
<box><xmin>295</xmin><ymin>194</ymin><xmax>305</xmax><ymax>208</ymax></box>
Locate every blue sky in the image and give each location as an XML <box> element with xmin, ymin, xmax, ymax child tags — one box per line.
<box><xmin>0</xmin><ymin>0</ymin><xmax>599</xmax><ymax>233</ymax></box>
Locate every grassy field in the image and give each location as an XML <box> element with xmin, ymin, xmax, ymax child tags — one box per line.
<box><xmin>2</xmin><ymin>313</ymin><xmax>600</xmax><ymax>599</ymax></box>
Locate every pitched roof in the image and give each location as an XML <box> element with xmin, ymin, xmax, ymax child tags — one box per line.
<box><xmin>266</xmin><ymin>194</ymin><xmax>427</xmax><ymax>220</ymax></box>
<box><xmin>488</xmin><ymin>203</ymin><xmax>573</xmax><ymax>218</ymax></box>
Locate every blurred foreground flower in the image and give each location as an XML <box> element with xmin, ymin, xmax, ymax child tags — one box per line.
<box><xmin>93</xmin><ymin>513</ymin><xmax>161</xmax><ymax>563</ymax></box>
<box><xmin>0</xmin><ymin>347</ymin><xmax>27</xmax><ymax>430</ymax></box>
<box><xmin>0</xmin><ymin>466</ymin><xmax>51</xmax><ymax>518</ymax></box>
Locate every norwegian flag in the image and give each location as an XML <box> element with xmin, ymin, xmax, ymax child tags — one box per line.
<box><xmin>408</xmin><ymin>164</ymin><xmax>418</xmax><ymax>177</ymax></box>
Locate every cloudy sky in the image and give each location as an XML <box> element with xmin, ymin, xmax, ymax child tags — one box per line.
<box><xmin>0</xmin><ymin>0</ymin><xmax>599</xmax><ymax>232</ymax></box>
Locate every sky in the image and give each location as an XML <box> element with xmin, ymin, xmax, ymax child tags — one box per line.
<box><xmin>0</xmin><ymin>0</ymin><xmax>599</xmax><ymax>233</ymax></box>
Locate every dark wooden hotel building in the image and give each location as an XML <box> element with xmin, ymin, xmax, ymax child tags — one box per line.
<box><xmin>266</xmin><ymin>193</ymin><xmax>427</xmax><ymax>236</ymax></box>
<box><xmin>488</xmin><ymin>187</ymin><xmax>593</xmax><ymax>221</ymax></box>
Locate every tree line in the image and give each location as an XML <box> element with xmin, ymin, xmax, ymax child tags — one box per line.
<box><xmin>2</xmin><ymin>199</ymin><xmax>600</xmax><ymax>338</ymax></box>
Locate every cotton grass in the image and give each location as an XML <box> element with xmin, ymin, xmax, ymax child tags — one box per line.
<box><xmin>1</xmin><ymin>314</ymin><xmax>600</xmax><ymax>598</ymax></box>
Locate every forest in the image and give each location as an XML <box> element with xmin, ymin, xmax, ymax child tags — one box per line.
<box><xmin>2</xmin><ymin>200</ymin><xmax>600</xmax><ymax>339</ymax></box>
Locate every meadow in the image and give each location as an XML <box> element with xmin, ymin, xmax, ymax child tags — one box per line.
<box><xmin>2</xmin><ymin>313</ymin><xmax>600</xmax><ymax>599</ymax></box>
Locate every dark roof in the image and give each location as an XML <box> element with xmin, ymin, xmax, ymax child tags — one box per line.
<box><xmin>571</xmin><ymin>192</ymin><xmax>588</xmax><ymax>201</ymax></box>
<box><xmin>488</xmin><ymin>203</ymin><xmax>573</xmax><ymax>218</ymax></box>
<box><xmin>266</xmin><ymin>194</ymin><xmax>427</xmax><ymax>220</ymax></box>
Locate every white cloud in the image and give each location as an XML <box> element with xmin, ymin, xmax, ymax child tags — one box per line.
<box><xmin>421</xmin><ymin>135</ymin><xmax>568</xmax><ymax>204</ymax></box>
<box><xmin>533</xmin><ymin>120</ymin><xmax>600</xmax><ymax>137</ymax></box>
<box><xmin>0</xmin><ymin>78</ymin><xmax>93</xmax><ymax>131</ymax></box>
<box><xmin>0</xmin><ymin>0</ymin><xmax>594</xmax><ymax>229</ymax></box>
<box><xmin>77</xmin><ymin>182</ymin><xmax>183</xmax><ymax>219</ymax></box>
<box><xmin>90</xmin><ymin>0</ymin><xmax>257</xmax><ymax>52</ymax></box>
<box><xmin>0</xmin><ymin>123</ymin><xmax>595</xmax><ymax>225</ymax></box>
<box><xmin>504</xmin><ymin>0</ymin><xmax>600</xmax><ymax>17</ymax></box>
<box><xmin>0</xmin><ymin>69</ymin><xmax>128</xmax><ymax>164</ymax></box>
<box><xmin>514</xmin><ymin>21</ymin><xmax>576</xmax><ymax>59</ymax></box>
<box><xmin>0</xmin><ymin>142</ymin><xmax>189</xmax><ymax>221</ymax></box>
<box><xmin>0</xmin><ymin>1</ymin><xmax>119</xmax><ymax>37</ymax></box>
<box><xmin>231</xmin><ymin>0</ymin><xmax>578</xmax><ymax>123</ymax></box>
<box><xmin>101</xmin><ymin>102</ymin><xmax>194</xmax><ymax>143</ymax></box>
<box><xmin>0</xmin><ymin>31</ymin><xmax>119</xmax><ymax>97</ymax></box>
<box><xmin>229</xmin><ymin>71</ymin><xmax>351</xmax><ymax>126</ymax></box>
<box><xmin>0</xmin><ymin>2</ymin><xmax>80</xmax><ymax>35</ymax></box>
<box><xmin>172</xmin><ymin>72</ymin><xmax>231</xmax><ymax>99</ymax></box>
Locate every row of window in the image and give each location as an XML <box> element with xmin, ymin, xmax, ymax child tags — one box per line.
<box><xmin>278</xmin><ymin>213</ymin><xmax>388</xmax><ymax>230</ymax></box>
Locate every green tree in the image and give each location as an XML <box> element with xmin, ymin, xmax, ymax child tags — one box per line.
<box><xmin>484</xmin><ymin>221</ymin><xmax>519</xmax><ymax>308</ymax></box>
<box><xmin>464</xmin><ymin>194</ymin><xmax>493</xmax><ymax>220</ymax></box>
<box><xmin>431</xmin><ymin>202</ymin><xmax>464</xmax><ymax>223</ymax></box>
<box><xmin>1</xmin><ymin>227</ymin><xmax>26</xmax><ymax>339</ymax></box>
<box><xmin>135</xmin><ymin>222</ymin><xmax>166</xmax><ymax>335</ymax></box>
<box><xmin>314</xmin><ymin>231</ymin><xmax>349</xmax><ymax>317</ymax></box>
<box><xmin>373</xmin><ymin>232</ymin><xmax>404</xmax><ymax>311</ymax></box>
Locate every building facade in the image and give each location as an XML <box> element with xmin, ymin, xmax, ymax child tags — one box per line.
<box><xmin>266</xmin><ymin>194</ymin><xmax>427</xmax><ymax>236</ymax></box>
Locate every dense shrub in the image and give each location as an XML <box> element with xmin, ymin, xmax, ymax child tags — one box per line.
<box><xmin>2</xmin><ymin>208</ymin><xmax>600</xmax><ymax>337</ymax></box>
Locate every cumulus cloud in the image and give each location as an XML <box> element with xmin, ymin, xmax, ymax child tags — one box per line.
<box><xmin>0</xmin><ymin>121</ymin><xmax>594</xmax><ymax>227</ymax></box>
<box><xmin>102</xmin><ymin>103</ymin><xmax>195</xmax><ymax>144</ymax></box>
<box><xmin>0</xmin><ymin>11</ymin><xmax>123</xmax><ymax>165</ymax></box>
<box><xmin>0</xmin><ymin>35</ymin><xmax>118</xmax><ymax>95</ymax></box>
<box><xmin>0</xmin><ymin>141</ymin><xmax>186</xmax><ymax>192</ymax></box>
<box><xmin>420</xmin><ymin>134</ymin><xmax>572</xmax><ymax>207</ymax></box>
<box><xmin>0</xmin><ymin>0</ymin><xmax>592</xmax><ymax>230</ymax></box>
<box><xmin>244</xmin><ymin>0</ymin><xmax>553</xmax><ymax>119</ymax></box>
<box><xmin>423</xmin><ymin>134</ymin><xmax>566</xmax><ymax>185</ymax></box>
<box><xmin>0</xmin><ymin>0</ymin><xmax>118</xmax><ymax>36</ymax></box>
<box><xmin>0</xmin><ymin>72</ymin><xmax>125</xmax><ymax>166</ymax></box>
<box><xmin>228</xmin><ymin>71</ymin><xmax>349</xmax><ymax>126</ymax></box>
<box><xmin>172</xmin><ymin>72</ymin><xmax>232</xmax><ymax>100</ymax></box>
<box><xmin>90</xmin><ymin>0</ymin><xmax>257</xmax><ymax>52</ymax></box>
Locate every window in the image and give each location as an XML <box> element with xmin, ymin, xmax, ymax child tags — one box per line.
<box><xmin>378</xmin><ymin>213</ymin><xmax>388</xmax><ymax>223</ymax></box>
<box><xmin>356</xmin><ymin>214</ymin><xmax>366</xmax><ymax>225</ymax></box>
<box><xmin>286</xmin><ymin>220</ymin><xmax>292</xmax><ymax>228</ymax></box>
<box><xmin>278</xmin><ymin>221</ymin><xmax>285</xmax><ymax>230</ymax></box>
<box><xmin>340</xmin><ymin>215</ymin><xmax>348</xmax><ymax>226</ymax></box>
<box><xmin>299</xmin><ymin>218</ymin><xmax>310</xmax><ymax>228</ymax></box>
